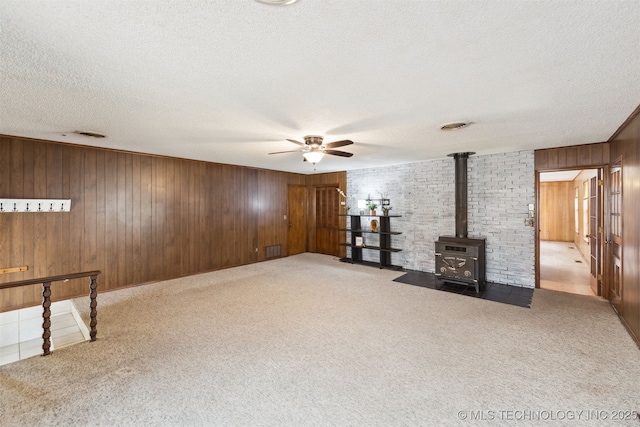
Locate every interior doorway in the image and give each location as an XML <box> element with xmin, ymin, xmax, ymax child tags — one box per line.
<box><xmin>538</xmin><ymin>169</ymin><xmax>602</xmax><ymax>296</ymax></box>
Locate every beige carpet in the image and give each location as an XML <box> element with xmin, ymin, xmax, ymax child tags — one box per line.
<box><xmin>1</xmin><ymin>253</ymin><xmax>639</xmax><ymax>426</ymax></box>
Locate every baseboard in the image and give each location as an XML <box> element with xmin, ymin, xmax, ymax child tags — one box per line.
<box><xmin>617</xmin><ymin>311</ymin><xmax>640</xmax><ymax>350</ymax></box>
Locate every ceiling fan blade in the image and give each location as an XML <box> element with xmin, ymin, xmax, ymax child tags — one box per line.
<box><xmin>268</xmin><ymin>150</ymin><xmax>302</xmax><ymax>155</ymax></box>
<box><xmin>324</xmin><ymin>139</ymin><xmax>354</xmax><ymax>149</ymax></box>
<box><xmin>286</xmin><ymin>139</ymin><xmax>306</xmax><ymax>146</ymax></box>
<box><xmin>324</xmin><ymin>149</ymin><xmax>354</xmax><ymax>157</ymax></box>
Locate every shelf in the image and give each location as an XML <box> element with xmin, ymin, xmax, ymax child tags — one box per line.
<box><xmin>339</xmin><ymin>228</ymin><xmax>402</xmax><ymax>235</ymax></box>
<box><xmin>341</xmin><ymin>213</ymin><xmax>402</xmax><ymax>270</ymax></box>
<box><xmin>340</xmin><ymin>243</ymin><xmax>402</xmax><ymax>252</ymax></box>
<box><xmin>339</xmin><ymin>258</ymin><xmax>403</xmax><ymax>271</ymax></box>
<box><xmin>339</xmin><ymin>214</ymin><xmax>402</xmax><ymax>218</ymax></box>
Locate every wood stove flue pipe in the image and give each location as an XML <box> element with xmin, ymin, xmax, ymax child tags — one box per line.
<box><xmin>447</xmin><ymin>152</ymin><xmax>475</xmax><ymax>239</ymax></box>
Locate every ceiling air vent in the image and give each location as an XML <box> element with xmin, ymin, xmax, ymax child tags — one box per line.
<box><xmin>73</xmin><ymin>130</ymin><xmax>107</xmax><ymax>138</ymax></box>
<box><xmin>439</xmin><ymin>122</ymin><xmax>469</xmax><ymax>131</ymax></box>
<box><xmin>255</xmin><ymin>0</ymin><xmax>298</xmax><ymax>5</ymax></box>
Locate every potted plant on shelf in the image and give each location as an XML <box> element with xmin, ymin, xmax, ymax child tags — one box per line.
<box><xmin>367</xmin><ymin>201</ymin><xmax>378</xmax><ymax>216</ymax></box>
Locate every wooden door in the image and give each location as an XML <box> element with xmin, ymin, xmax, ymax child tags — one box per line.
<box><xmin>287</xmin><ymin>185</ymin><xmax>308</xmax><ymax>255</ymax></box>
<box><xmin>588</xmin><ymin>173</ymin><xmax>602</xmax><ymax>295</ymax></box>
<box><xmin>608</xmin><ymin>160</ymin><xmax>623</xmax><ymax>313</ymax></box>
<box><xmin>315</xmin><ymin>185</ymin><xmax>340</xmax><ymax>256</ymax></box>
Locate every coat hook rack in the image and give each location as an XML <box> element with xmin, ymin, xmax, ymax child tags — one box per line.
<box><xmin>0</xmin><ymin>199</ymin><xmax>71</xmax><ymax>213</ymax></box>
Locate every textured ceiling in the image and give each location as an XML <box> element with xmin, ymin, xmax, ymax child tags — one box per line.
<box><xmin>539</xmin><ymin>170</ymin><xmax>582</xmax><ymax>182</ymax></box>
<box><xmin>1</xmin><ymin>1</ymin><xmax>639</xmax><ymax>174</ymax></box>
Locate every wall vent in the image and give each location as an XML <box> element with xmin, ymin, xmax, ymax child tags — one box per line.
<box><xmin>265</xmin><ymin>245</ymin><xmax>282</xmax><ymax>259</ymax></box>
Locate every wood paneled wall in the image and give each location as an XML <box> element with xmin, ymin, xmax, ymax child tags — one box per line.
<box><xmin>539</xmin><ymin>182</ymin><xmax>574</xmax><ymax>242</ymax></box>
<box><xmin>610</xmin><ymin>105</ymin><xmax>640</xmax><ymax>345</ymax></box>
<box><xmin>0</xmin><ymin>136</ymin><xmax>345</xmax><ymax>311</ymax></box>
<box><xmin>535</xmin><ymin>142</ymin><xmax>610</xmax><ymax>171</ymax></box>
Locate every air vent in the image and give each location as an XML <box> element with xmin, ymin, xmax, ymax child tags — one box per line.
<box><xmin>440</xmin><ymin>122</ymin><xmax>469</xmax><ymax>131</ymax></box>
<box><xmin>265</xmin><ymin>244</ymin><xmax>282</xmax><ymax>259</ymax></box>
<box><xmin>255</xmin><ymin>0</ymin><xmax>298</xmax><ymax>5</ymax></box>
<box><xmin>73</xmin><ymin>130</ymin><xmax>107</xmax><ymax>138</ymax></box>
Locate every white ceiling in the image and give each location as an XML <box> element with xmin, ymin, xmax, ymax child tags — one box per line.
<box><xmin>1</xmin><ymin>1</ymin><xmax>639</xmax><ymax>175</ymax></box>
<box><xmin>539</xmin><ymin>170</ymin><xmax>581</xmax><ymax>182</ymax></box>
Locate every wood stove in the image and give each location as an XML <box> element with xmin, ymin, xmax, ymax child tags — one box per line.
<box><xmin>435</xmin><ymin>236</ymin><xmax>486</xmax><ymax>293</ymax></box>
<box><xmin>434</xmin><ymin>152</ymin><xmax>486</xmax><ymax>292</ymax></box>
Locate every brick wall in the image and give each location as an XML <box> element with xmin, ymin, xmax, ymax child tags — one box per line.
<box><xmin>346</xmin><ymin>151</ymin><xmax>535</xmax><ymax>288</ymax></box>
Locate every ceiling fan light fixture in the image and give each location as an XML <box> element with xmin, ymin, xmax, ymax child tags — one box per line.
<box><xmin>303</xmin><ymin>151</ymin><xmax>325</xmax><ymax>164</ymax></box>
<box><xmin>304</xmin><ymin>135</ymin><xmax>323</xmax><ymax>147</ymax></box>
<box><xmin>269</xmin><ymin>135</ymin><xmax>353</xmax><ymax>164</ymax></box>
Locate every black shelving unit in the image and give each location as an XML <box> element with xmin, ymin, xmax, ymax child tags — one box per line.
<box><xmin>339</xmin><ymin>214</ymin><xmax>402</xmax><ymax>270</ymax></box>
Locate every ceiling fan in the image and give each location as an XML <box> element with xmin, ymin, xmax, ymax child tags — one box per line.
<box><xmin>268</xmin><ymin>135</ymin><xmax>354</xmax><ymax>164</ymax></box>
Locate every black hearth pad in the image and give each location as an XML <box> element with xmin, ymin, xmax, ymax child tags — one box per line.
<box><xmin>393</xmin><ymin>271</ymin><xmax>533</xmax><ymax>308</ymax></box>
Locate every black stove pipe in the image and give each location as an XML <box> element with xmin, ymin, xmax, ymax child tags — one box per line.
<box><xmin>447</xmin><ymin>152</ymin><xmax>475</xmax><ymax>239</ymax></box>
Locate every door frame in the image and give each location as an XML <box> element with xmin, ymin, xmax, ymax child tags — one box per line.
<box><xmin>588</xmin><ymin>172</ymin><xmax>603</xmax><ymax>295</ymax></box>
<box><xmin>535</xmin><ymin>167</ymin><xmax>606</xmax><ymax>294</ymax></box>
<box><xmin>606</xmin><ymin>157</ymin><xmax>623</xmax><ymax>312</ymax></box>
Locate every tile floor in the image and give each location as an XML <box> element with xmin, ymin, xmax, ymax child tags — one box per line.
<box><xmin>539</xmin><ymin>240</ymin><xmax>594</xmax><ymax>296</ymax></box>
<box><xmin>393</xmin><ymin>271</ymin><xmax>534</xmax><ymax>308</ymax></box>
<box><xmin>394</xmin><ymin>240</ymin><xmax>595</xmax><ymax>306</ymax></box>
